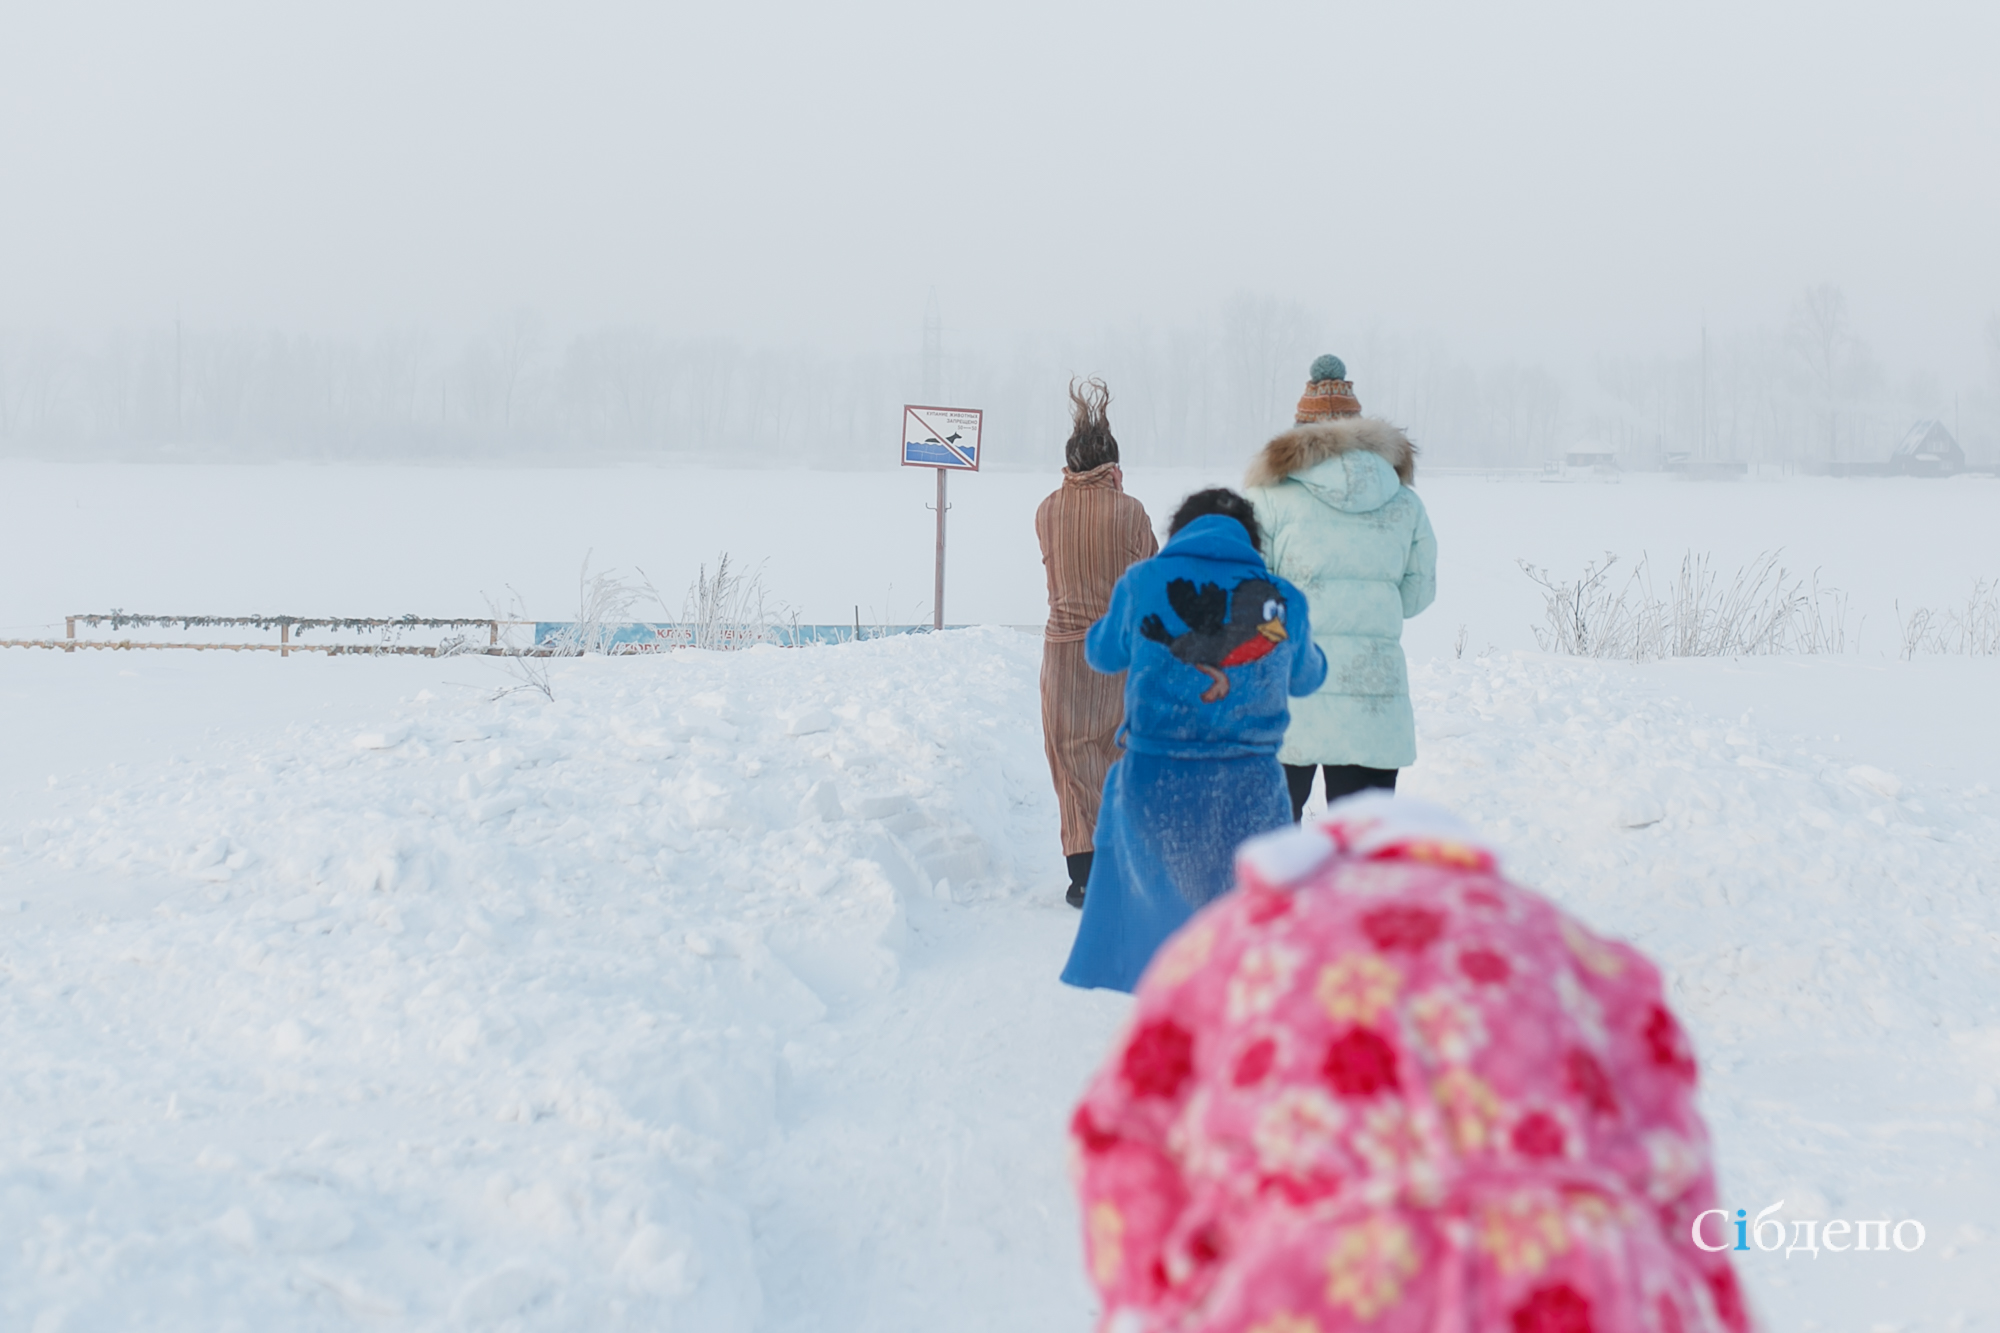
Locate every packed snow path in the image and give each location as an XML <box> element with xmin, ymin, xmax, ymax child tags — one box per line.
<box><xmin>3</xmin><ymin>631</ymin><xmax>1997</xmax><ymax>1330</ymax></box>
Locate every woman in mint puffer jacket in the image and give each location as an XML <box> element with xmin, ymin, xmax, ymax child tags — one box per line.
<box><xmin>1244</xmin><ymin>356</ymin><xmax>1437</xmax><ymax>821</ymax></box>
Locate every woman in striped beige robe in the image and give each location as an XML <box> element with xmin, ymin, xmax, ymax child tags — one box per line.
<box><xmin>1037</xmin><ymin>379</ymin><xmax>1157</xmax><ymax>908</ymax></box>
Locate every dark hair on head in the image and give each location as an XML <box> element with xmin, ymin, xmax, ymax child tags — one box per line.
<box><xmin>1168</xmin><ymin>487</ymin><xmax>1261</xmax><ymax>552</ymax></box>
<box><xmin>1064</xmin><ymin>377</ymin><xmax>1120</xmax><ymax>472</ymax></box>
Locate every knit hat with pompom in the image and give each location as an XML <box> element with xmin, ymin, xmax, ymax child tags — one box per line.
<box><xmin>1295</xmin><ymin>354</ymin><xmax>1361</xmax><ymax>422</ymax></box>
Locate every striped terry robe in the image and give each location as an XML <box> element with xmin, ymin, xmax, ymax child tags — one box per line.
<box><xmin>1035</xmin><ymin>463</ymin><xmax>1157</xmax><ymax>856</ymax></box>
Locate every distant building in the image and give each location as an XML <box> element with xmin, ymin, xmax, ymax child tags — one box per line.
<box><xmin>1564</xmin><ymin>450</ymin><xmax>1619</xmax><ymax>470</ymax></box>
<box><xmin>1540</xmin><ymin>450</ymin><xmax>1622</xmax><ymax>483</ymax></box>
<box><xmin>1659</xmin><ymin>448</ymin><xmax>1746</xmax><ymax>479</ymax></box>
<box><xmin>1890</xmin><ymin>420</ymin><xmax>1963</xmax><ymax>476</ymax></box>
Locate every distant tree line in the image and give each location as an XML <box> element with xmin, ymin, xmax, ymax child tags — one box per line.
<box><xmin>2</xmin><ymin>290</ymin><xmax>1992</xmax><ymax>470</ymax></box>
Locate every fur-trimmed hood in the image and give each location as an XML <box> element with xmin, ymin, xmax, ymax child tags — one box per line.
<box><xmin>1239</xmin><ymin>416</ymin><xmax>1437</xmax><ymax>769</ymax></box>
<box><xmin>1245</xmin><ymin>417</ymin><xmax>1416</xmax><ymax>490</ymax></box>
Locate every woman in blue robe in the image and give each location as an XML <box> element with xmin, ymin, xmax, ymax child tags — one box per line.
<box><xmin>1060</xmin><ymin>490</ymin><xmax>1327</xmax><ymax>993</ymax></box>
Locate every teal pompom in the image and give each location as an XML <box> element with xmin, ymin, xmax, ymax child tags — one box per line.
<box><xmin>1309</xmin><ymin>354</ymin><xmax>1347</xmax><ymax>382</ymax></box>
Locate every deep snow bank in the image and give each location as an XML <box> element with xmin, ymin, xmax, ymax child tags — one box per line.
<box><xmin>1403</xmin><ymin>654</ymin><xmax>2000</xmax><ymax>1325</ymax></box>
<box><xmin>3</xmin><ymin>628</ymin><xmax>1125</xmax><ymax>1330</ymax></box>
<box><xmin>3</xmin><ymin>635</ymin><xmax>1998</xmax><ymax>1330</ymax></box>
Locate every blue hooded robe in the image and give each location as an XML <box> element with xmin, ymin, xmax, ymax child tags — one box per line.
<box><xmin>1060</xmin><ymin>514</ymin><xmax>1328</xmax><ymax>993</ymax></box>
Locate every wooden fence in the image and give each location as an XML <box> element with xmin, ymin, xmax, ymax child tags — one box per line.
<box><xmin>0</xmin><ymin>615</ymin><xmax>989</xmax><ymax>657</ymax></box>
<box><xmin>0</xmin><ymin>614</ymin><xmax>529</xmax><ymax>657</ymax></box>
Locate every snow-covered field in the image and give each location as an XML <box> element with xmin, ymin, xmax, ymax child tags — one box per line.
<box><xmin>2</xmin><ymin>634</ymin><xmax>1130</xmax><ymax>1330</ymax></box>
<box><xmin>3</xmin><ymin>461</ymin><xmax>1999</xmax><ymax>1330</ymax></box>
<box><xmin>6</xmin><ymin>459</ymin><xmax>2000</xmax><ymax>665</ymax></box>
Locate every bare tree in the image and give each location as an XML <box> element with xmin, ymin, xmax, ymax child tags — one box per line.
<box><xmin>493</xmin><ymin>309</ymin><xmax>544</xmax><ymax>431</ymax></box>
<box><xmin>1484</xmin><ymin>364</ymin><xmax>1566</xmax><ymax>466</ymax></box>
<box><xmin>0</xmin><ymin>335</ymin><xmax>18</xmax><ymax>441</ymax></box>
<box><xmin>1788</xmin><ymin>283</ymin><xmax>1849</xmax><ymax>461</ymax></box>
<box><xmin>1220</xmin><ymin>293</ymin><xmax>1318</xmax><ymax>436</ymax></box>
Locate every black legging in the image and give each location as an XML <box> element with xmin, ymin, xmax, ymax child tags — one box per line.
<box><xmin>1284</xmin><ymin>763</ymin><xmax>1397</xmax><ymax>823</ymax></box>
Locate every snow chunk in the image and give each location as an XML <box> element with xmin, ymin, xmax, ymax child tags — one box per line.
<box><xmin>918</xmin><ymin>840</ymin><xmax>988</xmax><ymax>886</ymax></box>
<box><xmin>265</xmin><ymin>1190</ymin><xmax>355</xmax><ymax>1254</ymax></box>
<box><xmin>451</xmin><ymin>1261</ymin><xmax>561</xmax><ymax>1324</ymax></box>
<box><xmin>688</xmin><ymin>792</ymin><xmax>749</xmax><ymax>830</ymax></box>
<box><xmin>614</xmin><ymin>1223</ymin><xmax>695</xmax><ymax>1296</ymax></box>
<box><xmin>1619</xmin><ymin>791</ymin><xmax>1665</xmax><ymax>829</ymax></box>
<box><xmin>788</xmin><ymin>709</ymin><xmax>834</xmax><ymax>736</ymax></box>
<box><xmin>676</xmin><ymin>710</ymin><xmax>740</xmax><ymax>742</ymax></box>
<box><xmin>1422</xmin><ymin>713</ymin><xmax>1479</xmax><ymax>740</ymax></box>
<box><xmin>352</xmin><ymin>723</ymin><xmax>411</xmax><ymax>750</ymax></box>
<box><xmin>275</xmin><ymin>894</ymin><xmax>319</xmax><ymax>923</ymax></box>
<box><xmin>851</xmin><ymin>793</ymin><xmax>912</xmax><ymax>821</ymax></box>
<box><xmin>1846</xmin><ymin>764</ymin><xmax>1904</xmax><ymax>799</ymax></box>
<box><xmin>468</xmin><ymin>790</ymin><xmax>526</xmax><ymax>823</ymax></box>
<box><xmin>187</xmin><ymin>837</ymin><xmax>229</xmax><ymax>870</ymax></box>
<box><xmin>213</xmin><ymin>1206</ymin><xmax>257</xmax><ymax>1253</ymax></box>
<box><xmin>798</xmin><ymin>778</ymin><xmax>844</xmax><ymax>822</ymax></box>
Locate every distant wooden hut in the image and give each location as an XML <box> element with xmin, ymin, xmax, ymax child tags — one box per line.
<box><xmin>1890</xmin><ymin>420</ymin><xmax>1963</xmax><ymax>476</ymax></box>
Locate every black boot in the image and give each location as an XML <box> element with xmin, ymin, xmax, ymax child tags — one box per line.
<box><xmin>1065</xmin><ymin>851</ymin><xmax>1094</xmax><ymax>909</ymax></box>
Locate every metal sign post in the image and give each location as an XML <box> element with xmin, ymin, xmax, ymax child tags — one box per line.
<box><xmin>901</xmin><ymin>404</ymin><xmax>982</xmax><ymax>631</ymax></box>
<box><xmin>934</xmin><ymin>467</ymin><xmax>948</xmax><ymax>631</ymax></box>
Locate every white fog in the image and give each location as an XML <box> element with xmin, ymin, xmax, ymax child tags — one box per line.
<box><xmin>3</xmin><ymin>1</ymin><xmax>1997</xmax><ymax>468</ymax></box>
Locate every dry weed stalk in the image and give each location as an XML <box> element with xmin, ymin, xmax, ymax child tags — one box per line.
<box><xmin>1896</xmin><ymin>579</ymin><xmax>2000</xmax><ymax>659</ymax></box>
<box><xmin>1520</xmin><ymin>549</ymin><xmax>1852</xmax><ymax>661</ymax></box>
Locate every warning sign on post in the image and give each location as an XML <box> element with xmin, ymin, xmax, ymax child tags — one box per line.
<box><xmin>901</xmin><ymin>405</ymin><xmax>983</xmax><ymax>471</ymax></box>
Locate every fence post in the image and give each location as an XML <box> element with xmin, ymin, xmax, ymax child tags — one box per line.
<box><xmin>281</xmin><ymin>623</ymin><xmax>290</xmax><ymax>658</ymax></box>
<box><xmin>65</xmin><ymin>617</ymin><xmax>75</xmax><ymax>653</ymax></box>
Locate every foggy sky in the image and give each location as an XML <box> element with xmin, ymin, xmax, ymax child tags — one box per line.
<box><xmin>4</xmin><ymin>0</ymin><xmax>1997</xmax><ymax>379</ymax></box>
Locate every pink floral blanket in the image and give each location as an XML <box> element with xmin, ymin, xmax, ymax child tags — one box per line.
<box><xmin>1070</xmin><ymin>795</ymin><xmax>1750</xmax><ymax>1333</ymax></box>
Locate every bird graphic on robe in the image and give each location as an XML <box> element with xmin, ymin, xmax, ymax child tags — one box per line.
<box><xmin>1138</xmin><ymin>576</ymin><xmax>1288</xmax><ymax>702</ymax></box>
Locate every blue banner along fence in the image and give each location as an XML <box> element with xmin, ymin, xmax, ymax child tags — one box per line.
<box><xmin>531</xmin><ymin>623</ymin><xmax>972</xmax><ymax>652</ymax></box>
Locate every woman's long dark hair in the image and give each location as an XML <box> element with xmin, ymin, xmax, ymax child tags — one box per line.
<box><xmin>1065</xmin><ymin>377</ymin><xmax>1119</xmax><ymax>472</ymax></box>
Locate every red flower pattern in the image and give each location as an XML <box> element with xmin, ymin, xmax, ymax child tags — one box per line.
<box><xmin>1071</xmin><ymin>1104</ymin><xmax>1120</xmax><ymax>1155</ymax></box>
<box><xmin>1243</xmin><ymin>887</ymin><xmax>1294</xmax><ymax>924</ymax></box>
<box><xmin>1706</xmin><ymin>1267</ymin><xmax>1748</xmax><ymax>1333</ymax></box>
<box><xmin>1322</xmin><ymin>1027</ymin><xmax>1401</xmax><ymax>1098</ymax></box>
<box><xmin>1362</xmin><ymin>905</ymin><xmax>1445</xmax><ymax>952</ymax></box>
<box><xmin>1257</xmin><ymin>1171</ymin><xmax>1341</xmax><ymax>1206</ymax></box>
<box><xmin>1643</xmin><ymin>1005</ymin><xmax>1698</xmax><ymax>1081</ymax></box>
<box><xmin>1187</xmin><ymin>1223</ymin><xmax>1224</xmax><ymax>1266</ymax></box>
<box><xmin>1510</xmin><ymin>1111</ymin><xmax>1567</xmax><ymax>1159</ymax></box>
<box><xmin>1232</xmin><ymin>1038</ymin><xmax>1276</xmax><ymax>1087</ymax></box>
<box><xmin>1459</xmin><ymin>947</ymin><xmax>1512</xmax><ymax>985</ymax></box>
<box><xmin>1565</xmin><ymin>1048</ymin><xmax>1618</xmax><ymax>1117</ymax></box>
<box><xmin>1123</xmin><ymin>1019</ymin><xmax>1195</xmax><ymax>1100</ymax></box>
<box><xmin>1511</xmin><ymin>1282</ymin><xmax>1594</xmax><ymax>1333</ymax></box>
